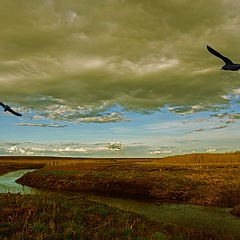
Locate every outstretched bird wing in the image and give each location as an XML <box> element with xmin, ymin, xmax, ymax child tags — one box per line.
<box><xmin>8</xmin><ymin>108</ymin><xmax>22</xmax><ymax>117</ymax></box>
<box><xmin>0</xmin><ymin>102</ymin><xmax>6</xmax><ymax>109</ymax></box>
<box><xmin>207</xmin><ymin>45</ymin><xmax>233</xmax><ymax>64</ymax></box>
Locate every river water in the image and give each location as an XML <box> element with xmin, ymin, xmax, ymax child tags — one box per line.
<box><xmin>0</xmin><ymin>169</ymin><xmax>240</xmax><ymax>239</ymax></box>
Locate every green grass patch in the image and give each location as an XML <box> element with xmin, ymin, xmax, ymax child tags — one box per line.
<box><xmin>37</xmin><ymin>170</ymin><xmax>69</xmax><ymax>177</ymax></box>
<box><xmin>0</xmin><ymin>193</ymin><xmax>220</xmax><ymax>240</ymax></box>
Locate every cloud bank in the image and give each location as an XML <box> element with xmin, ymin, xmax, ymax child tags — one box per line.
<box><xmin>0</xmin><ymin>142</ymin><xmax>128</xmax><ymax>156</ymax></box>
<box><xmin>1</xmin><ymin>0</ymin><xmax>240</xmax><ymax>119</ymax></box>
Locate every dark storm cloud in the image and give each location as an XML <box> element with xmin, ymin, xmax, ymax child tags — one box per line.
<box><xmin>1</xmin><ymin>0</ymin><xmax>240</xmax><ymax>119</ymax></box>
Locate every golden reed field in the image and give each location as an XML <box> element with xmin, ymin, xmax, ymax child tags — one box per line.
<box><xmin>1</xmin><ymin>153</ymin><xmax>240</xmax><ymax>239</ymax></box>
<box><xmin>2</xmin><ymin>152</ymin><xmax>239</xmax><ymax>207</ymax></box>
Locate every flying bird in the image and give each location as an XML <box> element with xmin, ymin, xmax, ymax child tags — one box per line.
<box><xmin>207</xmin><ymin>45</ymin><xmax>240</xmax><ymax>71</ymax></box>
<box><xmin>0</xmin><ymin>102</ymin><xmax>22</xmax><ymax>117</ymax></box>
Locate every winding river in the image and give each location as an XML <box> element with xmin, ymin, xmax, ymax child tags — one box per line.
<box><xmin>0</xmin><ymin>169</ymin><xmax>240</xmax><ymax>239</ymax></box>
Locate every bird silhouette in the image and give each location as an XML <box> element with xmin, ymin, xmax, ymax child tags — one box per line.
<box><xmin>207</xmin><ymin>45</ymin><xmax>240</xmax><ymax>71</ymax></box>
<box><xmin>0</xmin><ymin>102</ymin><xmax>22</xmax><ymax>117</ymax></box>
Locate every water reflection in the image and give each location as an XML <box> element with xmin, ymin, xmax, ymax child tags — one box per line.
<box><xmin>1</xmin><ymin>169</ymin><xmax>240</xmax><ymax>239</ymax></box>
<box><xmin>0</xmin><ymin>169</ymin><xmax>38</xmax><ymax>194</ymax></box>
<box><xmin>89</xmin><ymin>195</ymin><xmax>240</xmax><ymax>238</ymax></box>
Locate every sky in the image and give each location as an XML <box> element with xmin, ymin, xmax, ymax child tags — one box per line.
<box><xmin>1</xmin><ymin>0</ymin><xmax>240</xmax><ymax>157</ymax></box>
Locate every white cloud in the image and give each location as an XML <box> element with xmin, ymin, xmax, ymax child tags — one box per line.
<box><xmin>107</xmin><ymin>142</ymin><xmax>123</xmax><ymax>151</ymax></box>
<box><xmin>169</xmin><ymin>105</ymin><xmax>205</xmax><ymax>115</ymax></box>
<box><xmin>51</xmin><ymin>147</ymin><xmax>89</xmax><ymax>153</ymax></box>
<box><xmin>206</xmin><ymin>148</ymin><xmax>216</xmax><ymax>153</ymax></box>
<box><xmin>2</xmin><ymin>142</ymin><xmax>125</xmax><ymax>155</ymax></box>
<box><xmin>149</xmin><ymin>150</ymin><xmax>172</xmax><ymax>155</ymax></box>
<box><xmin>76</xmin><ymin>112</ymin><xmax>131</xmax><ymax>123</ymax></box>
<box><xmin>6</xmin><ymin>146</ymin><xmax>34</xmax><ymax>155</ymax></box>
<box><xmin>221</xmin><ymin>95</ymin><xmax>231</xmax><ymax>100</ymax></box>
<box><xmin>28</xmin><ymin>103</ymin><xmax>131</xmax><ymax>123</ymax></box>
<box><xmin>232</xmin><ymin>88</ymin><xmax>240</xmax><ymax>96</ymax></box>
<box><xmin>29</xmin><ymin>147</ymin><xmax>46</xmax><ymax>152</ymax></box>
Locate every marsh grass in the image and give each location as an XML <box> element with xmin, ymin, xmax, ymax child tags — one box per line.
<box><xmin>17</xmin><ymin>163</ymin><xmax>240</xmax><ymax>208</ymax></box>
<box><xmin>0</xmin><ymin>162</ymin><xmax>44</xmax><ymax>176</ymax></box>
<box><xmin>0</xmin><ymin>193</ymin><xmax>218</xmax><ymax>240</ymax></box>
<box><xmin>38</xmin><ymin>170</ymin><xmax>69</xmax><ymax>177</ymax></box>
<box><xmin>2</xmin><ymin>154</ymin><xmax>239</xmax><ymax>239</ymax></box>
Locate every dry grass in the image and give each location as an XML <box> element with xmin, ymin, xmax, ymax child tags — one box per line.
<box><xmin>0</xmin><ymin>193</ymin><xmax>219</xmax><ymax>240</ymax></box>
<box><xmin>0</xmin><ymin>162</ymin><xmax>44</xmax><ymax>176</ymax></box>
<box><xmin>2</xmin><ymin>152</ymin><xmax>240</xmax><ymax>166</ymax></box>
<box><xmin>17</xmin><ymin>162</ymin><xmax>240</xmax><ymax>208</ymax></box>
<box><xmin>2</xmin><ymin>154</ymin><xmax>240</xmax><ymax>239</ymax></box>
<box><xmin>151</xmin><ymin>152</ymin><xmax>240</xmax><ymax>165</ymax></box>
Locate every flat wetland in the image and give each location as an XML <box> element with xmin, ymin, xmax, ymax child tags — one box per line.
<box><xmin>1</xmin><ymin>153</ymin><xmax>240</xmax><ymax>239</ymax></box>
<box><xmin>15</xmin><ymin>153</ymin><xmax>240</xmax><ymax>207</ymax></box>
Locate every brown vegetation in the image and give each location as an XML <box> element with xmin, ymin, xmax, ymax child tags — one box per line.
<box><xmin>17</xmin><ymin>162</ymin><xmax>240</xmax><ymax>208</ymax></box>
<box><xmin>0</xmin><ymin>193</ymin><xmax>220</xmax><ymax>240</ymax></box>
<box><xmin>2</xmin><ymin>152</ymin><xmax>240</xmax><ymax>165</ymax></box>
<box><xmin>2</xmin><ymin>153</ymin><xmax>240</xmax><ymax>239</ymax></box>
<box><xmin>230</xmin><ymin>205</ymin><xmax>240</xmax><ymax>216</ymax></box>
<box><xmin>0</xmin><ymin>162</ymin><xmax>44</xmax><ymax>176</ymax></box>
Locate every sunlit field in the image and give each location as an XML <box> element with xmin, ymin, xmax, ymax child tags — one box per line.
<box><xmin>1</xmin><ymin>153</ymin><xmax>240</xmax><ymax>239</ymax></box>
<box><xmin>0</xmin><ymin>193</ymin><xmax>222</xmax><ymax>240</ymax></box>
<box><xmin>17</xmin><ymin>155</ymin><xmax>240</xmax><ymax>208</ymax></box>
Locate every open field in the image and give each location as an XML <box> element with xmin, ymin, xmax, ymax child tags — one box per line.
<box><xmin>1</xmin><ymin>153</ymin><xmax>240</xmax><ymax>208</ymax></box>
<box><xmin>2</xmin><ymin>152</ymin><xmax>240</xmax><ymax>165</ymax></box>
<box><xmin>0</xmin><ymin>193</ymin><xmax>219</xmax><ymax>240</ymax></box>
<box><xmin>1</xmin><ymin>153</ymin><xmax>240</xmax><ymax>239</ymax></box>
<box><xmin>15</xmin><ymin>153</ymin><xmax>240</xmax><ymax>208</ymax></box>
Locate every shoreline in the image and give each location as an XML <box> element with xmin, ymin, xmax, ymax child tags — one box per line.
<box><xmin>0</xmin><ymin>192</ymin><xmax>224</xmax><ymax>240</ymax></box>
<box><xmin>16</xmin><ymin>162</ymin><xmax>240</xmax><ymax>208</ymax></box>
<box><xmin>1</xmin><ymin>164</ymin><xmax>240</xmax><ymax>239</ymax></box>
<box><xmin>0</xmin><ymin>163</ymin><xmax>43</xmax><ymax>177</ymax></box>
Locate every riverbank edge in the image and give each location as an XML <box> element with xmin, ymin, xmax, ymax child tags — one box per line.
<box><xmin>16</xmin><ymin>166</ymin><xmax>240</xmax><ymax>210</ymax></box>
<box><xmin>0</xmin><ymin>169</ymin><xmax>236</xmax><ymax>240</ymax></box>
<box><xmin>0</xmin><ymin>192</ymin><xmax>225</xmax><ymax>240</ymax></box>
<box><xmin>0</xmin><ymin>163</ymin><xmax>44</xmax><ymax>177</ymax></box>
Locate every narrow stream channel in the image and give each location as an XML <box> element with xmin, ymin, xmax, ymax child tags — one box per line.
<box><xmin>0</xmin><ymin>169</ymin><xmax>240</xmax><ymax>239</ymax></box>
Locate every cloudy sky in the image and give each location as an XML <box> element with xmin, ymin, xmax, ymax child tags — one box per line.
<box><xmin>1</xmin><ymin>0</ymin><xmax>240</xmax><ymax>157</ymax></box>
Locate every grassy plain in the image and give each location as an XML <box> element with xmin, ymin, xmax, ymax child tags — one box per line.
<box><xmin>16</xmin><ymin>153</ymin><xmax>240</xmax><ymax>208</ymax></box>
<box><xmin>0</xmin><ymin>193</ymin><xmax>218</xmax><ymax>240</ymax></box>
<box><xmin>1</xmin><ymin>153</ymin><xmax>240</xmax><ymax>239</ymax></box>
